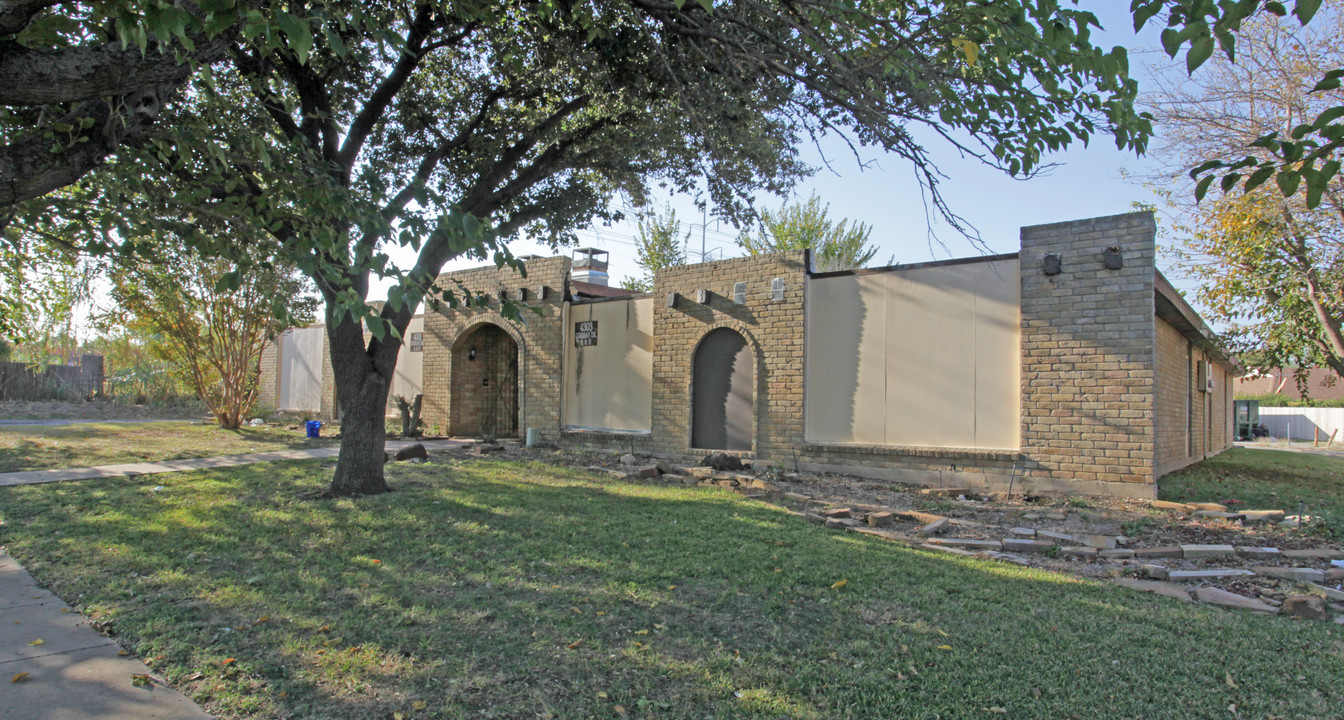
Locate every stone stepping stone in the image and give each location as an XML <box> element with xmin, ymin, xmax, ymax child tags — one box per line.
<box><xmin>898</xmin><ymin>510</ymin><xmax>949</xmax><ymax>526</ymax></box>
<box><xmin>1099</xmin><ymin>549</ymin><xmax>1135</xmax><ymax>559</ymax></box>
<box><xmin>1114</xmin><ymin>578</ymin><xmax>1193</xmax><ymax>601</ymax></box>
<box><xmin>1282</xmin><ymin>548</ymin><xmax>1344</xmax><ymax>560</ymax></box>
<box><xmin>1306</xmin><ymin>583</ymin><xmax>1344</xmax><ymax>602</ymax></box>
<box><xmin>1251</xmin><ymin>567</ymin><xmax>1325</xmax><ymax>583</ymax></box>
<box><xmin>1240</xmin><ymin>510</ymin><xmax>1286</xmax><ymax>524</ymax></box>
<box><xmin>1193</xmin><ymin>587</ymin><xmax>1278</xmax><ymax>613</ymax></box>
<box><xmin>1002</xmin><ymin>538</ymin><xmax>1055</xmax><ymax>553</ymax></box>
<box><xmin>866</xmin><ymin>511</ymin><xmax>895</xmax><ymax>527</ymax></box>
<box><xmin>1135</xmin><ymin>546</ymin><xmax>1183</xmax><ymax>559</ymax></box>
<box><xmin>921</xmin><ymin>543</ymin><xmax>975</xmax><ymax>556</ymax></box>
<box><xmin>916</xmin><ymin>518</ymin><xmax>950</xmax><ymax>536</ymax></box>
<box><xmin>1085</xmin><ymin>534</ymin><xmax>1117</xmax><ymax>550</ymax></box>
<box><xmin>1193</xmin><ymin>510</ymin><xmax>1243</xmax><ymax>521</ymax></box>
<box><xmin>1008</xmin><ymin>527</ymin><xmax>1036</xmax><ymax>537</ymax></box>
<box><xmin>1188</xmin><ymin>502</ymin><xmax>1229</xmax><ymax>512</ymax></box>
<box><xmin>1060</xmin><ymin>546</ymin><xmax>1098</xmax><ymax>557</ymax></box>
<box><xmin>1180</xmin><ymin>544</ymin><xmax>1236</xmax><ymax>559</ymax></box>
<box><xmin>1037</xmin><ymin>530</ymin><xmax>1078</xmax><ymax>544</ymax></box>
<box><xmin>926</xmin><ymin>538</ymin><xmax>1002</xmax><ymax>550</ymax></box>
<box><xmin>1235</xmin><ymin>547</ymin><xmax>1281</xmax><ymax>560</ymax></box>
<box><xmin>1168</xmin><ymin>569</ymin><xmax>1256</xmax><ymax>582</ymax></box>
<box><xmin>1150</xmin><ymin>500</ymin><xmax>1193</xmax><ymax>512</ymax></box>
<box><xmin>919</xmin><ymin>487</ymin><xmax>973</xmax><ymax>497</ymax></box>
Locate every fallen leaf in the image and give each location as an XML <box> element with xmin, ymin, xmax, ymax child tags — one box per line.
<box><xmin>59</xmin><ymin>607</ymin><xmax>71</xmax><ymax>613</ymax></box>
<box><xmin>372</xmin><ymin>559</ymin><xmax>381</xmax><ymax>563</ymax></box>
<box><xmin>597</xmin><ymin>692</ymin><xmax>609</xmax><ymax>699</ymax></box>
<box><xmin>393</xmin><ymin>713</ymin><xmax>404</xmax><ymax>720</ymax></box>
<box><xmin>1225</xmin><ymin>672</ymin><xmax>1237</xmax><ymax>689</ymax></box>
<box><xmin>937</xmin><ymin>645</ymin><xmax>953</xmax><ymax>651</ymax></box>
<box><xmin>412</xmin><ymin>700</ymin><xmax>427</xmax><ymax>710</ymax></box>
<box><xmin>27</xmin><ymin>639</ymin><xmax>43</xmax><ymax>646</ymax></box>
<box><xmin>614</xmin><ymin>705</ymin><xmax>628</xmax><ymax>718</ymax></box>
<box><xmin>830</xmin><ymin>579</ymin><xmax>848</xmax><ymax>589</ymax></box>
<box><xmin>221</xmin><ymin>658</ymin><xmax>235</xmax><ymax>665</ymax></box>
<box><xmin>11</xmin><ymin>672</ymin><xmax>29</xmax><ymax>683</ymax></box>
<box><xmin>667</xmin><ymin>585</ymin><xmax>676</xmax><ymax>589</ymax></box>
<box><xmin>257</xmin><ymin>616</ymin><xmax>269</xmax><ymax>623</ymax></box>
<box><xmin>130</xmin><ymin>674</ymin><xmax>152</xmax><ymax>687</ymax></box>
<box><xmin>634</xmin><ymin>629</ymin><xmax>649</xmax><ymax>635</ymax></box>
<box><xmin>567</xmin><ymin>639</ymin><xmax>583</xmax><ymax>649</ymax></box>
<box><xmin>936</xmin><ymin>629</ymin><xmax>949</xmax><ymax>637</ymax></box>
<box><xmin>983</xmin><ymin>707</ymin><xmax>1007</xmax><ymax>714</ymax></box>
<box><xmin>116</xmin><ymin>650</ymin><xmax>129</xmax><ymax>656</ymax></box>
<box><xmin>184</xmin><ymin>672</ymin><xmax>204</xmax><ymax>681</ymax></box>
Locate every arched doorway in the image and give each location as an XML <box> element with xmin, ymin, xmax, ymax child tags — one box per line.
<box><xmin>691</xmin><ymin>327</ymin><xmax>754</xmax><ymax>450</ymax></box>
<box><xmin>451</xmin><ymin>323</ymin><xmax>519</xmax><ymax>438</ymax></box>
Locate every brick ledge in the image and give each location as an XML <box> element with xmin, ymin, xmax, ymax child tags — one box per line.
<box><xmin>800</xmin><ymin>443</ymin><xmax>1022</xmax><ymax>461</ymax></box>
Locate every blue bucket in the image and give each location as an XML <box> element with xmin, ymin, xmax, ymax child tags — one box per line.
<box><xmin>305</xmin><ymin>420</ymin><xmax>322</xmax><ymax>438</ymax></box>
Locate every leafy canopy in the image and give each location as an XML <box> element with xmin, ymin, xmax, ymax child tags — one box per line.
<box><xmin>739</xmin><ymin>193</ymin><xmax>882</xmax><ymax>273</ymax></box>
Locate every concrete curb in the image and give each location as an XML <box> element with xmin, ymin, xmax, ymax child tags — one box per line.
<box><xmin>0</xmin><ymin>439</ymin><xmax>469</xmax><ymax>487</ymax></box>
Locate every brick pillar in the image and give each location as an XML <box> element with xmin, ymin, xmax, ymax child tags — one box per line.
<box><xmin>1019</xmin><ymin>211</ymin><xmax>1156</xmax><ymax>497</ymax></box>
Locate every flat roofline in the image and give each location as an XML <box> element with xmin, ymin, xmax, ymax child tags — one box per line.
<box><xmin>808</xmin><ymin>252</ymin><xmax>1020</xmax><ymax>280</ymax></box>
<box><xmin>1154</xmin><ymin>270</ymin><xmax>1240</xmax><ymax>374</ymax></box>
<box><xmin>568</xmin><ymin>292</ymin><xmax>652</xmax><ymax>304</ymax></box>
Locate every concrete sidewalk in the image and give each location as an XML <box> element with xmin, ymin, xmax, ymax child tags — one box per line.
<box><xmin>0</xmin><ymin>551</ymin><xmax>214</xmax><ymax>720</ymax></box>
<box><xmin>0</xmin><ymin>438</ymin><xmax>469</xmax><ymax>487</ymax></box>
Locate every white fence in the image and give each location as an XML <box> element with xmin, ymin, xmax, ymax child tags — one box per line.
<box><xmin>1257</xmin><ymin>406</ymin><xmax>1344</xmax><ymax>442</ymax></box>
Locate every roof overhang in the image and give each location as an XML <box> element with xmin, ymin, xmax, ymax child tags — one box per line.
<box><xmin>1154</xmin><ymin>270</ymin><xmax>1241</xmax><ymax>375</ymax></box>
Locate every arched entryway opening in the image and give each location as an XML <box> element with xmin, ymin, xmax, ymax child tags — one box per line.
<box><xmin>451</xmin><ymin>323</ymin><xmax>519</xmax><ymax>439</ymax></box>
<box><xmin>691</xmin><ymin>327</ymin><xmax>754</xmax><ymax>450</ymax></box>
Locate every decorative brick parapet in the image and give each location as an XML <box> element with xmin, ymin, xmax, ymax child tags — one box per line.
<box><xmin>1018</xmin><ymin>211</ymin><xmax>1157</xmax><ymax>492</ymax></box>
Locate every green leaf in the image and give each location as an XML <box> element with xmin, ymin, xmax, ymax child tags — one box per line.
<box><xmin>1243</xmin><ymin>166</ymin><xmax>1275</xmax><ymax>192</ymax></box>
<box><xmin>1194</xmin><ymin>175</ymin><xmax>1215</xmax><ymax>202</ymax></box>
<box><xmin>278</xmin><ymin>12</ymin><xmax>313</xmax><ymax>65</ymax></box>
<box><xmin>1295</xmin><ymin>0</ymin><xmax>1323</xmax><ymax>24</ymax></box>
<box><xmin>1276</xmin><ymin>170</ymin><xmax>1301</xmax><ymax>196</ymax></box>
<box><xmin>1187</xmin><ymin>35</ymin><xmax>1214</xmax><ymax>73</ymax></box>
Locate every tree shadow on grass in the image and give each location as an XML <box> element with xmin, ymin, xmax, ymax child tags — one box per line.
<box><xmin>0</xmin><ymin>459</ymin><xmax>1340</xmax><ymax>719</ymax></box>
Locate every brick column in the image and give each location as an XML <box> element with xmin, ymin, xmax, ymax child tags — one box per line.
<box><xmin>1019</xmin><ymin>212</ymin><xmax>1156</xmax><ymax>496</ymax></box>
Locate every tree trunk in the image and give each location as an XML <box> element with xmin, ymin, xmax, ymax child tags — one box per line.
<box><xmin>324</xmin><ymin>312</ymin><xmax>402</xmax><ymax>497</ymax></box>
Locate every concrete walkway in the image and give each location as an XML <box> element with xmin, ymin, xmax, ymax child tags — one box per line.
<box><xmin>0</xmin><ymin>439</ymin><xmax>469</xmax><ymax>487</ymax></box>
<box><xmin>0</xmin><ymin>418</ymin><xmax>197</xmax><ymax>427</ymax></box>
<box><xmin>0</xmin><ymin>551</ymin><xmax>214</xmax><ymax>719</ymax></box>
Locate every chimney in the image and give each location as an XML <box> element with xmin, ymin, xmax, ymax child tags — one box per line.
<box><xmin>571</xmin><ymin>247</ymin><xmax>610</xmax><ymax>286</ymax></box>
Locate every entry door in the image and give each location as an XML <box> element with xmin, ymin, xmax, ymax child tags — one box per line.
<box><xmin>691</xmin><ymin>328</ymin><xmax>754</xmax><ymax>450</ymax></box>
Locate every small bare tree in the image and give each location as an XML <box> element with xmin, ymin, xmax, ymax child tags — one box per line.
<box><xmin>106</xmin><ymin>247</ymin><xmax>316</xmax><ymax>428</ymax></box>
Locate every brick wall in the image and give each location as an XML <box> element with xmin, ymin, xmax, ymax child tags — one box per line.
<box><xmin>646</xmin><ymin>252</ymin><xmax>809</xmax><ymax>460</ymax></box>
<box><xmin>421</xmin><ymin>256</ymin><xmax>569</xmax><ymax>438</ymax></box>
<box><xmin>1018</xmin><ymin>212</ymin><xmax>1157</xmax><ymax>495</ymax></box>
<box><xmin>257</xmin><ymin>340</ymin><xmax>280</xmax><ymax>410</ymax></box>
<box><xmin>1155</xmin><ymin>317</ymin><xmax>1188</xmax><ymax>469</ymax></box>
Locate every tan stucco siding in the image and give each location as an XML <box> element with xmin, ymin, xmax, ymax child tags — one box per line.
<box><xmin>563</xmin><ymin>297</ymin><xmax>654</xmax><ymax>432</ymax></box>
<box><xmin>804</xmin><ymin>259</ymin><xmax>1020</xmax><ymax>449</ymax></box>
<box><xmin>388</xmin><ymin>316</ymin><xmax>424</xmax><ymax>407</ymax></box>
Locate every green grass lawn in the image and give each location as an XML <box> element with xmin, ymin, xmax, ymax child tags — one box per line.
<box><xmin>1</xmin><ymin>458</ymin><xmax>1339</xmax><ymax>719</ymax></box>
<box><xmin>0</xmin><ymin>421</ymin><xmax>338</xmax><ymax>473</ymax></box>
<box><xmin>1159</xmin><ymin>446</ymin><xmax>1344</xmax><ymax>538</ymax></box>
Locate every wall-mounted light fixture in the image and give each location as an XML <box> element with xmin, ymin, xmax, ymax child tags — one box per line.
<box><xmin>468</xmin><ymin>347</ymin><xmax>478</xmax><ymax>361</ymax></box>
<box><xmin>1042</xmin><ymin>253</ymin><xmax>1062</xmax><ymax>276</ymax></box>
<box><xmin>1103</xmin><ymin>246</ymin><xmax>1123</xmax><ymax>270</ymax></box>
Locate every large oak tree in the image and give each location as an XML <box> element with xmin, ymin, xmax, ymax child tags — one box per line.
<box><xmin>32</xmin><ymin>0</ymin><xmax>1165</xmax><ymax>496</ymax></box>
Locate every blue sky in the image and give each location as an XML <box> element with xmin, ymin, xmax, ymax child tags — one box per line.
<box><xmin>387</xmin><ymin>4</ymin><xmax>1206</xmax><ymax>306</ymax></box>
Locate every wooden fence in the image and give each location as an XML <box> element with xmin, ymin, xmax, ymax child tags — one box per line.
<box><xmin>0</xmin><ymin>355</ymin><xmax>104</xmax><ymax>401</ymax></box>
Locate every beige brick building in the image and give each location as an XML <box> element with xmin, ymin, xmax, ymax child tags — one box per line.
<box><xmin>258</xmin><ymin>211</ymin><xmax>1236</xmax><ymax>498</ymax></box>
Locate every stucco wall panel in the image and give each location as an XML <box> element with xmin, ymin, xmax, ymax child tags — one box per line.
<box><xmin>805</xmin><ymin>259</ymin><xmax>1020</xmax><ymax>450</ymax></box>
<box><xmin>563</xmin><ymin>298</ymin><xmax>654</xmax><ymax>432</ymax></box>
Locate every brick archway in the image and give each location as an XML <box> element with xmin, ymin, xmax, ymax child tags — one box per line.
<box><xmin>450</xmin><ymin>322</ymin><xmax>519</xmax><ymax>438</ymax></box>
